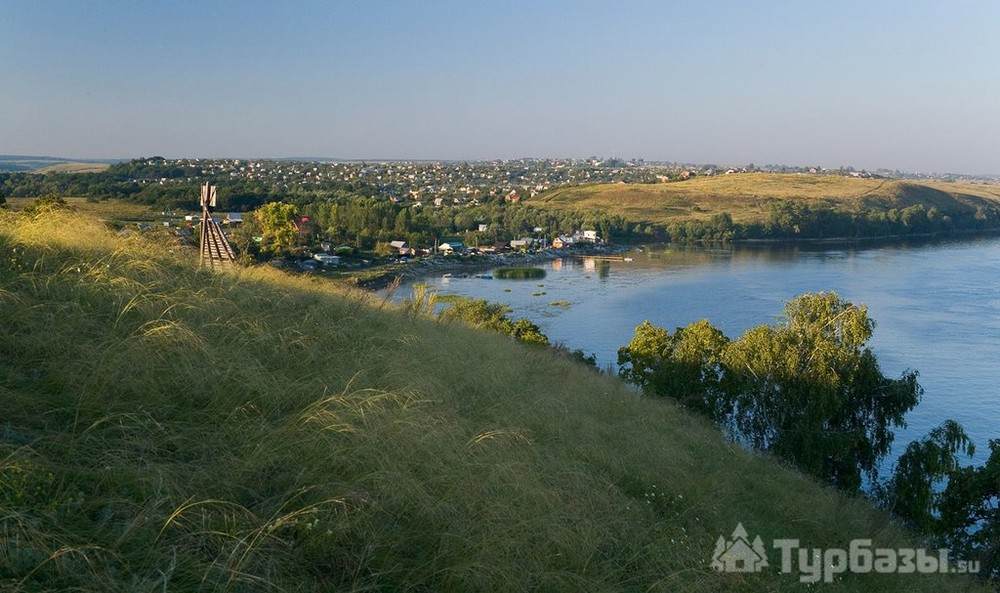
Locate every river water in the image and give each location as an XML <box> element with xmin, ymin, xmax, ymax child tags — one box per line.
<box><xmin>395</xmin><ymin>235</ymin><xmax>1000</xmax><ymax>465</ymax></box>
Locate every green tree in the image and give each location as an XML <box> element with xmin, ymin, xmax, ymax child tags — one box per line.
<box><xmin>229</xmin><ymin>217</ymin><xmax>262</xmax><ymax>264</ymax></box>
<box><xmin>883</xmin><ymin>420</ymin><xmax>975</xmax><ymax>532</ymax></box>
<box><xmin>253</xmin><ymin>202</ymin><xmax>298</xmax><ymax>256</ymax></box>
<box><xmin>617</xmin><ymin>292</ymin><xmax>921</xmax><ymax>492</ymax></box>
<box><xmin>617</xmin><ymin>319</ymin><xmax>729</xmax><ymax>417</ymax></box>
<box><xmin>722</xmin><ymin>293</ymin><xmax>921</xmax><ymax>491</ymax></box>
<box><xmin>937</xmin><ymin>440</ymin><xmax>1000</xmax><ymax>581</ymax></box>
<box><xmin>885</xmin><ymin>425</ymin><xmax>999</xmax><ymax>582</ymax></box>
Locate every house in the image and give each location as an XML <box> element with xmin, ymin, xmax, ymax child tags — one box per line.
<box><xmin>493</xmin><ymin>240</ymin><xmax>510</xmax><ymax>252</ymax></box>
<box><xmin>389</xmin><ymin>240</ymin><xmax>408</xmax><ymax>250</ymax></box>
<box><xmin>438</xmin><ymin>241</ymin><xmax>464</xmax><ymax>254</ymax></box>
<box><xmin>504</xmin><ymin>190</ymin><xmax>521</xmax><ymax>203</ymax></box>
<box><xmin>581</xmin><ymin>230</ymin><xmax>599</xmax><ymax>242</ymax></box>
<box><xmin>552</xmin><ymin>235</ymin><xmax>576</xmax><ymax>249</ymax></box>
<box><xmin>313</xmin><ymin>253</ymin><xmax>342</xmax><ymax>266</ymax></box>
<box><xmin>509</xmin><ymin>237</ymin><xmax>534</xmax><ymax>250</ymax></box>
<box><xmin>478</xmin><ymin>223</ymin><xmax>489</xmax><ymax>232</ymax></box>
<box><xmin>224</xmin><ymin>212</ymin><xmax>243</xmax><ymax>225</ymax></box>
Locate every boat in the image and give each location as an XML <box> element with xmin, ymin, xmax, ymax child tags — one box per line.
<box><xmin>623</xmin><ymin>257</ymin><xmax>634</xmax><ymax>262</ymax></box>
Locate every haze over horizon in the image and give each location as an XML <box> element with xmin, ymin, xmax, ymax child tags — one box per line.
<box><xmin>3</xmin><ymin>0</ymin><xmax>999</xmax><ymax>174</ymax></box>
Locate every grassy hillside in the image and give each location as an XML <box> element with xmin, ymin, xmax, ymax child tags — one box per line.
<box><xmin>32</xmin><ymin>162</ymin><xmax>111</xmax><ymax>174</ymax></box>
<box><xmin>530</xmin><ymin>173</ymin><xmax>1000</xmax><ymax>225</ymax></box>
<box><xmin>0</xmin><ymin>209</ymin><xmax>984</xmax><ymax>592</ymax></box>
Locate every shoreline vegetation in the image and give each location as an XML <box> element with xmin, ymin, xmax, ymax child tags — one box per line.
<box><xmin>1</xmin><ymin>206</ymin><xmax>989</xmax><ymax>591</ymax></box>
<box><xmin>617</xmin><ymin>302</ymin><xmax>998</xmax><ymax>580</ymax></box>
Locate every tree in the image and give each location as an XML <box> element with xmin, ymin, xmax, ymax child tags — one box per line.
<box><xmin>722</xmin><ymin>293</ymin><xmax>921</xmax><ymax>491</ymax></box>
<box><xmin>229</xmin><ymin>217</ymin><xmax>262</xmax><ymax>263</ymax></box>
<box><xmin>617</xmin><ymin>292</ymin><xmax>921</xmax><ymax>492</ymax></box>
<box><xmin>393</xmin><ymin>208</ymin><xmax>411</xmax><ymax>235</ymax></box>
<box><xmin>617</xmin><ymin>319</ymin><xmax>729</xmax><ymax>417</ymax></box>
<box><xmin>883</xmin><ymin>420</ymin><xmax>975</xmax><ymax>532</ymax></box>
<box><xmin>937</xmin><ymin>440</ymin><xmax>1000</xmax><ymax>581</ymax></box>
<box><xmin>885</xmin><ymin>425</ymin><xmax>999</xmax><ymax>583</ymax></box>
<box><xmin>253</xmin><ymin>202</ymin><xmax>298</xmax><ymax>256</ymax></box>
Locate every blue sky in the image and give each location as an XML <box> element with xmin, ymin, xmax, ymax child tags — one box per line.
<box><xmin>2</xmin><ymin>0</ymin><xmax>999</xmax><ymax>173</ymax></box>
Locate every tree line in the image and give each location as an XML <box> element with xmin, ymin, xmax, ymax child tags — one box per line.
<box><xmin>668</xmin><ymin>201</ymin><xmax>1000</xmax><ymax>242</ymax></box>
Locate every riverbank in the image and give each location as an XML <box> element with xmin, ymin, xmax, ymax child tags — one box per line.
<box><xmin>344</xmin><ymin>243</ymin><xmax>632</xmax><ymax>290</ymax></box>
<box><xmin>332</xmin><ymin>225</ymin><xmax>1000</xmax><ymax>292</ymax></box>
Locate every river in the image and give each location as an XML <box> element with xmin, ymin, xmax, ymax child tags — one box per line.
<box><xmin>393</xmin><ymin>235</ymin><xmax>1000</xmax><ymax>465</ymax></box>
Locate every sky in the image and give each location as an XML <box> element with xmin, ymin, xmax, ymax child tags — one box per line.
<box><xmin>2</xmin><ymin>0</ymin><xmax>999</xmax><ymax>173</ymax></box>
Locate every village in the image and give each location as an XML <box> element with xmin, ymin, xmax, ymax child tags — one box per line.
<box><xmin>116</xmin><ymin>156</ymin><xmax>894</xmax><ymax>211</ymax></box>
<box><xmin>157</xmin><ymin>205</ymin><xmax>613</xmax><ymax>284</ymax></box>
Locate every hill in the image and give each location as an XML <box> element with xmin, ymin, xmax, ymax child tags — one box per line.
<box><xmin>32</xmin><ymin>162</ymin><xmax>112</xmax><ymax>174</ymax></box>
<box><xmin>529</xmin><ymin>173</ymin><xmax>1000</xmax><ymax>226</ymax></box>
<box><xmin>0</xmin><ymin>155</ymin><xmax>116</xmax><ymax>173</ymax></box>
<box><xmin>0</xmin><ymin>209</ymin><xmax>984</xmax><ymax>592</ymax></box>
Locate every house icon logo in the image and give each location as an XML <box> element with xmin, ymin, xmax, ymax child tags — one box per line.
<box><xmin>710</xmin><ymin>523</ymin><xmax>769</xmax><ymax>573</ymax></box>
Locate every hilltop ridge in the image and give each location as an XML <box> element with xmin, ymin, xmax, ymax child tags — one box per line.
<box><xmin>529</xmin><ymin>173</ymin><xmax>1000</xmax><ymax>227</ymax></box>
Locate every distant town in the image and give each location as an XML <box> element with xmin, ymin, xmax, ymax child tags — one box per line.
<box><xmin>5</xmin><ymin>155</ymin><xmax>1000</xmax><ymax>286</ymax></box>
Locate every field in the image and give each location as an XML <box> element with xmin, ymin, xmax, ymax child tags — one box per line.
<box><xmin>32</xmin><ymin>161</ymin><xmax>111</xmax><ymax>174</ymax></box>
<box><xmin>0</xmin><ymin>208</ymin><xmax>986</xmax><ymax>592</ymax></box>
<box><xmin>529</xmin><ymin>173</ymin><xmax>1000</xmax><ymax>225</ymax></box>
<box><xmin>0</xmin><ymin>155</ymin><xmax>115</xmax><ymax>173</ymax></box>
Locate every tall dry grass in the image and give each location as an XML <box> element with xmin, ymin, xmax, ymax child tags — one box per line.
<box><xmin>0</xmin><ymin>208</ymin><xmax>985</xmax><ymax>592</ymax></box>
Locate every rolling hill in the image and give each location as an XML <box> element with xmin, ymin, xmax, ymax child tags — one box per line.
<box><xmin>0</xmin><ymin>155</ymin><xmax>116</xmax><ymax>173</ymax></box>
<box><xmin>31</xmin><ymin>161</ymin><xmax>111</xmax><ymax>174</ymax></box>
<box><xmin>0</xmin><ymin>208</ymin><xmax>985</xmax><ymax>592</ymax></box>
<box><xmin>529</xmin><ymin>173</ymin><xmax>1000</xmax><ymax>226</ymax></box>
